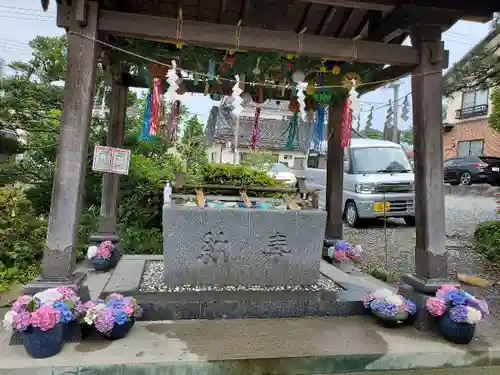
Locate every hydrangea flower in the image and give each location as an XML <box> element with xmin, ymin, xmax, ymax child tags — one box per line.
<box><xmin>94</xmin><ymin>308</ymin><xmax>115</xmax><ymax>333</ymax></box>
<box><xmin>403</xmin><ymin>299</ymin><xmax>417</xmax><ymax>315</ymax></box>
<box><xmin>34</xmin><ymin>288</ymin><xmax>63</xmax><ymax>306</ymax></box>
<box><xmin>436</xmin><ymin>284</ymin><xmax>458</xmax><ymax>300</ymax></box>
<box><xmin>2</xmin><ymin>310</ymin><xmax>16</xmax><ymax>331</ymax></box>
<box><xmin>12</xmin><ymin>311</ymin><xmax>31</xmax><ymax>331</ymax></box>
<box><xmin>466</xmin><ymin>306</ymin><xmax>482</xmax><ymax>324</ymax></box>
<box><xmin>447</xmin><ymin>290</ymin><xmax>470</xmax><ymax>306</ymax></box>
<box><xmin>53</xmin><ymin>301</ymin><xmax>74</xmax><ymax>323</ymax></box>
<box><xmin>426</xmin><ymin>297</ymin><xmax>446</xmax><ymax>317</ymax></box>
<box><xmin>12</xmin><ymin>295</ymin><xmax>33</xmax><ymax>313</ymax></box>
<box><xmin>30</xmin><ymin>305</ymin><xmax>61</xmax><ymax>331</ymax></box>
<box><xmin>87</xmin><ymin>245</ymin><xmax>99</xmax><ymax>260</ymax></box>
<box><xmin>113</xmin><ymin>309</ymin><xmax>130</xmax><ymax>325</ymax></box>
<box><xmin>370</xmin><ymin>300</ymin><xmax>398</xmax><ymax>317</ymax></box>
<box><xmin>449</xmin><ymin>305</ymin><xmax>469</xmax><ymax>324</ymax></box>
<box><xmin>466</xmin><ymin>298</ymin><xmax>489</xmax><ymax>317</ymax></box>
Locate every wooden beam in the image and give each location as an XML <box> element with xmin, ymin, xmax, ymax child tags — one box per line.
<box><xmin>89</xmin><ymin>10</ymin><xmax>420</xmax><ymax>65</ymax></box>
<box><xmin>318</xmin><ymin>6</ymin><xmax>337</xmax><ymax>35</ymax></box>
<box><xmin>239</xmin><ymin>0</ymin><xmax>251</xmax><ymax>23</ymax></box>
<box><xmin>338</xmin><ymin>9</ymin><xmax>367</xmax><ymax>39</ymax></box>
<box><xmin>301</xmin><ymin>0</ymin><xmax>394</xmax><ymax>12</ymax></box>
<box><xmin>358</xmin><ymin>65</ymin><xmax>413</xmax><ymax>95</ymax></box>
<box><xmin>296</xmin><ymin>2</ymin><xmax>312</xmax><ymax>33</ymax></box>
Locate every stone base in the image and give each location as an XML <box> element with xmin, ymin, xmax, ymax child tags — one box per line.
<box><xmin>401</xmin><ymin>274</ymin><xmax>460</xmax><ymax>294</ymax></box>
<box><xmin>89</xmin><ymin>232</ymin><xmax>120</xmax><ymax>246</ymax></box>
<box><xmin>100</xmin><ymin>255</ymin><xmax>370</xmax><ymax>321</ymax></box>
<box><xmin>10</xmin><ymin>272</ymin><xmax>90</xmax><ymax>346</ymax></box>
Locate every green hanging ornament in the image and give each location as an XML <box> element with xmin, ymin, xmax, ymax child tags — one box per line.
<box><xmin>282</xmin><ymin>112</ymin><xmax>299</xmax><ymax>150</ymax></box>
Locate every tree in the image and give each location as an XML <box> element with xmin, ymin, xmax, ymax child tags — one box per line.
<box><xmin>241</xmin><ymin>151</ymin><xmax>277</xmax><ymax>170</ymax></box>
<box><xmin>177</xmin><ymin>115</ymin><xmax>208</xmax><ymax>173</ymax></box>
<box><xmin>360</xmin><ymin>121</ymin><xmax>383</xmax><ymax>140</ymax></box>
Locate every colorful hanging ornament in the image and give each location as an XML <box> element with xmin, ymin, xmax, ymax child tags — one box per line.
<box><xmin>340</xmin><ymin>97</ymin><xmax>353</xmax><ymax>148</ymax></box>
<box><xmin>231</xmin><ymin>75</ymin><xmax>244</xmax><ymax>116</ymax></box>
<box><xmin>306</xmin><ymin>81</ymin><xmax>315</xmax><ymax>96</ymax></box>
<box><xmin>283</xmin><ymin>112</ymin><xmax>299</xmax><ymax>150</ymax></box>
<box><xmin>292</xmin><ymin>70</ymin><xmax>305</xmax><ymax>83</ymax></box>
<box><xmin>149</xmin><ymin>78</ymin><xmax>163</xmax><ymax>137</ymax></box>
<box><xmin>342</xmin><ymin>72</ymin><xmax>361</xmax><ymax>88</ymax></box>
<box><xmin>296</xmin><ymin>81</ymin><xmax>308</xmax><ymax>121</ymax></box>
<box><xmin>312</xmin><ymin>105</ymin><xmax>326</xmax><ymax>152</ymax></box>
<box><xmin>252</xmin><ymin>57</ymin><xmax>261</xmax><ymax>75</ymax></box>
<box><xmin>332</xmin><ymin>64</ymin><xmax>341</xmax><ymax>75</ymax></box>
<box><xmin>227</xmin><ymin>54</ymin><xmax>236</xmax><ymax>67</ymax></box>
<box><xmin>165</xmin><ymin>100</ymin><xmax>181</xmax><ymax>141</ymax></box>
<box><xmin>166</xmin><ymin>60</ymin><xmax>180</xmax><ymax>102</ymax></box>
<box><xmin>251</xmin><ymin>107</ymin><xmax>261</xmax><ymax>151</ymax></box>
<box><xmin>140</xmin><ymin>91</ymin><xmax>153</xmax><ymax>141</ymax></box>
<box><xmin>319</xmin><ymin>63</ymin><xmax>327</xmax><ymax>73</ymax></box>
<box><xmin>207</xmin><ymin>59</ymin><xmax>216</xmax><ymax>80</ymax></box>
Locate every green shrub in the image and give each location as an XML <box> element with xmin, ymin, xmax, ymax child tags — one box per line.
<box><xmin>199</xmin><ymin>163</ymin><xmax>280</xmax><ymax>187</ymax></box>
<box><xmin>0</xmin><ymin>187</ymin><xmax>47</xmax><ymax>290</ymax></box>
<box><xmin>473</xmin><ymin>220</ymin><xmax>500</xmax><ymax>263</ymax></box>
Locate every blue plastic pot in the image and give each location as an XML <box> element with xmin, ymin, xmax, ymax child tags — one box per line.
<box><xmin>90</xmin><ymin>248</ymin><xmax>121</xmax><ymax>272</ymax></box>
<box><xmin>23</xmin><ymin>324</ymin><xmax>64</xmax><ymax>358</ymax></box>
<box><xmin>438</xmin><ymin>312</ymin><xmax>475</xmax><ymax>344</ymax></box>
<box><xmin>100</xmin><ymin>319</ymin><xmax>135</xmax><ymax>340</ymax></box>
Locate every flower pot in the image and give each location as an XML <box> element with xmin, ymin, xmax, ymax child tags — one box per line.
<box><xmin>438</xmin><ymin>312</ymin><xmax>475</xmax><ymax>344</ymax></box>
<box><xmin>99</xmin><ymin>319</ymin><xmax>135</xmax><ymax>340</ymax></box>
<box><xmin>370</xmin><ymin>310</ymin><xmax>409</xmax><ymax>328</ymax></box>
<box><xmin>90</xmin><ymin>248</ymin><xmax>121</xmax><ymax>272</ymax></box>
<box><xmin>23</xmin><ymin>324</ymin><xmax>64</xmax><ymax>358</ymax></box>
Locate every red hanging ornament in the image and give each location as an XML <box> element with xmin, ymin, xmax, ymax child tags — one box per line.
<box><xmin>221</xmin><ymin>65</ymin><xmax>229</xmax><ymax>73</ymax></box>
<box><xmin>149</xmin><ymin>78</ymin><xmax>163</xmax><ymax>136</ymax></box>
<box><xmin>251</xmin><ymin>107</ymin><xmax>261</xmax><ymax>151</ymax></box>
<box><xmin>275</xmin><ymin>73</ymin><xmax>281</xmax><ymax>79</ymax></box>
<box><xmin>340</xmin><ymin>97</ymin><xmax>353</xmax><ymax>147</ymax></box>
<box><xmin>227</xmin><ymin>55</ymin><xmax>236</xmax><ymax>67</ymax></box>
<box><xmin>165</xmin><ymin>100</ymin><xmax>181</xmax><ymax>141</ymax></box>
<box><xmin>287</xmin><ymin>63</ymin><xmax>293</xmax><ymax>70</ymax></box>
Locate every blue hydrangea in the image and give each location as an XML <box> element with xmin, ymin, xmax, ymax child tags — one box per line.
<box><xmin>404</xmin><ymin>299</ymin><xmax>417</xmax><ymax>315</ymax></box>
<box><xmin>112</xmin><ymin>308</ymin><xmax>130</xmax><ymax>325</ymax></box>
<box><xmin>370</xmin><ymin>300</ymin><xmax>398</xmax><ymax>317</ymax></box>
<box><xmin>108</xmin><ymin>299</ymin><xmax>126</xmax><ymax>309</ymax></box>
<box><xmin>448</xmin><ymin>290</ymin><xmax>470</xmax><ymax>306</ymax></box>
<box><xmin>53</xmin><ymin>301</ymin><xmax>74</xmax><ymax>323</ymax></box>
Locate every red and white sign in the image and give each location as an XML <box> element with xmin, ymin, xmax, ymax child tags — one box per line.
<box><xmin>92</xmin><ymin>146</ymin><xmax>131</xmax><ymax>175</ymax></box>
<box><xmin>340</xmin><ymin>97</ymin><xmax>353</xmax><ymax>148</ymax></box>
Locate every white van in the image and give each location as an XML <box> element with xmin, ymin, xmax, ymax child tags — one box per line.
<box><xmin>343</xmin><ymin>138</ymin><xmax>415</xmax><ymax>228</ymax></box>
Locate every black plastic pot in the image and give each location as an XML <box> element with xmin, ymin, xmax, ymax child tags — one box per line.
<box><xmin>370</xmin><ymin>310</ymin><xmax>408</xmax><ymax>328</ymax></box>
<box><xmin>438</xmin><ymin>312</ymin><xmax>475</xmax><ymax>344</ymax></box>
<box><xmin>90</xmin><ymin>248</ymin><xmax>121</xmax><ymax>272</ymax></box>
<box><xmin>100</xmin><ymin>319</ymin><xmax>135</xmax><ymax>340</ymax></box>
<box><xmin>23</xmin><ymin>324</ymin><xmax>64</xmax><ymax>358</ymax></box>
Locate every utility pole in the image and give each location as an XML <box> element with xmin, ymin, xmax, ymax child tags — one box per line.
<box><xmin>387</xmin><ymin>82</ymin><xmax>400</xmax><ymax>143</ymax></box>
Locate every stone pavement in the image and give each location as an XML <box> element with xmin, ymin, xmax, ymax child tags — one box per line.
<box><xmin>1</xmin><ymin>316</ymin><xmax>500</xmax><ymax>375</ymax></box>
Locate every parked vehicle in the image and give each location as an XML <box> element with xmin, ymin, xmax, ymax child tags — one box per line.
<box><xmin>343</xmin><ymin>139</ymin><xmax>415</xmax><ymax>228</ymax></box>
<box><xmin>267</xmin><ymin>163</ymin><xmax>297</xmax><ymax>186</ymax></box>
<box><xmin>443</xmin><ymin>156</ymin><xmax>500</xmax><ymax>185</ymax></box>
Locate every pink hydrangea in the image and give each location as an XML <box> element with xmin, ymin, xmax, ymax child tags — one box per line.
<box><xmin>12</xmin><ymin>311</ymin><xmax>31</xmax><ymax>331</ymax></box>
<box><xmin>56</xmin><ymin>286</ymin><xmax>77</xmax><ymax>301</ymax></box>
<box><xmin>30</xmin><ymin>305</ymin><xmax>61</xmax><ymax>331</ymax></box>
<box><xmin>426</xmin><ymin>297</ymin><xmax>446</xmax><ymax>317</ymax></box>
<box><xmin>12</xmin><ymin>295</ymin><xmax>33</xmax><ymax>313</ymax></box>
<box><xmin>108</xmin><ymin>293</ymin><xmax>125</xmax><ymax>299</ymax></box>
<box><xmin>436</xmin><ymin>284</ymin><xmax>458</xmax><ymax>300</ymax></box>
<box><xmin>333</xmin><ymin>250</ymin><xmax>348</xmax><ymax>262</ymax></box>
<box><xmin>96</xmin><ymin>241</ymin><xmax>114</xmax><ymax>259</ymax></box>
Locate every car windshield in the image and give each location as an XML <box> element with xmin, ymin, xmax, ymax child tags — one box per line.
<box><xmin>269</xmin><ymin>163</ymin><xmax>290</xmax><ymax>173</ymax></box>
<box><xmin>352</xmin><ymin>147</ymin><xmax>412</xmax><ymax>174</ymax></box>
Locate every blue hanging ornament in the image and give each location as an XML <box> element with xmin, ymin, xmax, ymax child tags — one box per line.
<box><xmin>140</xmin><ymin>91</ymin><xmax>153</xmax><ymax>141</ymax></box>
<box><xmin>312</xmin><ymin>106</ymin><xmax>325</xmax><ymax>151</ymax></box>
<box><xmin>207</xmin><ymin>59</ymin><xmax>216</xmax><ymax>80</ymax></box>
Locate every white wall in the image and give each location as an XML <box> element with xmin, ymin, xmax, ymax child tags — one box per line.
<box><xmin>207</xmin><ymin>146</ymin><xmax>306</xmax><ymax>167</ymax></box>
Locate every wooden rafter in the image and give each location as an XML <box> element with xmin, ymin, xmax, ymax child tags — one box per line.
<box><xmin>239</xmin><ymin>0</ymin><xmax>251</xmax><ymax>24</ymax></box>
<box><xmin>296</xmin><ymin>2</ymin><xmax>312</xmax><ymax>33</ymax></box>
<box><xmin>337</xmin><ymin>9</ymin><xmax>368</xmax><ymax>39</ymax></box>
<box><xmin>301</xmin><ymin>0</ymin><xmax>393</xmax><ymax>12</ymax></box>
<box><xmin>58</xmin><ymin>9</ymin><xmax>420</xmax><ymax>65</ymax></box>
<box><xmin>318</xmin><ymin>6</ymin><xmax>337</xmax><ymax>36</ymax></box>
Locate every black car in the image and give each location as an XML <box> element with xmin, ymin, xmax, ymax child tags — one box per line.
<box><xmin>444</xmin><ymin>156</ymin><xmax>500</xmax><ymax>185</ymax></box>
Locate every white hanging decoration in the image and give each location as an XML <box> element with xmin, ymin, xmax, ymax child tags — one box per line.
<box><xmin>296</xmin><ymin>81</ymin><xmax>308</xmax><ymax>121</ymax></box>
<box><xmin>231</xmin><ymin>74</ymin><xmax>244</xmax><ymax>116</ymax></box>
<box><xmin>292</xmin><ymin>70</ymin><xmax>305</xmax><ymax>83</ymax></box>
<box><xmin>349</xmin><ymin>78</ymin><xmax>360</xmax><ymax>118</ymax></box>
<box><xmin>166</xmin><ymin>60</ymin><xmax>180</xmax><ymax>102</ymax></box>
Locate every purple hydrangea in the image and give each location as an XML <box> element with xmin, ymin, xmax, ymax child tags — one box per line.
<box><xmin>447</xmin><ymin>290</ymin><xmax>470</xmax><ymax>306</ymax></box>
<box><xmin>370</xmin><ymin>300</ymin><xmax>398</xmax><ymax>317</ymax></box>
<box><xmin>449</xmin><ymin>305</ymin><xmax>469</xmax><ymax>323</ymax></box>
<box><xmin>467</xmin><ymin>299</ymin><xmax>489</xmax><ymax>317</ymax></box>
<box><xmin>94</xmin><ymin>308</ymin><xmax>115</xmax><ymax>333</ymax></box>
<box><xmin>404</xmin><ymin>299</ymin><xmax>417</xmax><ymax>315</ymax></box>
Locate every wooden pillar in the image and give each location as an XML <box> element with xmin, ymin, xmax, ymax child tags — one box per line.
<box><xmin>25</xmin><ymin>1</ymin><xmax>99</xmax><ymax>293</ymax></box>
<box><xmin>401</xmin><ymin>26</ymin><xmax>449</xmax><ymax>293</ymax></box>
<box><xmin>98</xmin><ymin>80</ymin><xmax>127</xmax><ymax>235</ymax></box>
<box><xmin>324</xmin><ymin>100</ymin><xmax>345</xmax><ymax>245</ymax></box>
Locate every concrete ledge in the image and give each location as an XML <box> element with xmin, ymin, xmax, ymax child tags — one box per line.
<box><xmin>1</xmin><ymin>317</ymin><xmax>499</xmax><ymax>374</ymax></box>
<box><xmin>444</xmin><ymin>184</ymin><xmax>500</xmax><ymax>197</ymax></box>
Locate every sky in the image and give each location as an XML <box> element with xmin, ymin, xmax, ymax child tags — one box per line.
<box><xmin>0</xmin><ymin>1</ymin><xmax>493</xmax><ymax>129</ymax></box>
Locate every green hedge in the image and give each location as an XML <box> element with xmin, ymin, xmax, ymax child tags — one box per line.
<box><xmin>473</xmin><ymin>220</ymin><xmax>500</xmax><ymax>263</ymax></box>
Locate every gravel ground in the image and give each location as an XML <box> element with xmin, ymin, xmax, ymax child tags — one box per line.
<box><xmin>342</xmin><ymin>194</ymin><xmax>500</xmax><ymax>336</ymax></box>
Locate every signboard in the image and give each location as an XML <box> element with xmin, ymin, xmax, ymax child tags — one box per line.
<box><xmin>92</xmin><ymin>146</ymin><xmax>131</xmax><ymax>175</ymax></box>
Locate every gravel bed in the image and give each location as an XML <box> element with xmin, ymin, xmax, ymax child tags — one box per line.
<box><xmin>140</xmin><ymin>261</ymin><xmax>342</xmax><ymax>292</ymax></box>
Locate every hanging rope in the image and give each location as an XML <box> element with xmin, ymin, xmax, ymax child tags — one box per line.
<box><xmin>251</xmin><ymin>107</ymin><xmax>261</xmax><ymax>151</ymax></box>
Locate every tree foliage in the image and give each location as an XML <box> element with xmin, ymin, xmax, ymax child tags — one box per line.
<box><xmin>177</xmin><ymin>115</ymin><xmax>208</xmax><ymax>174</ymax></box>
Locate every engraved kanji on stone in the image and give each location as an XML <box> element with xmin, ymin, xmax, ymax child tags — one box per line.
<box><xmin>263</xmin><ymin>232</ymin><xmax>291</xmax><ymax>256</ymax></box>
<box><xmin>197</xmin><ymin>231</ymin><xmax>230</xmax><ymax>265</ymax></box>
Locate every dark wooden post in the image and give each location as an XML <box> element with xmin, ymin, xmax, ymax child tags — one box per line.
<box><xmin>324</xmin><ymin>100</ymin><xmax>345</xmax><ymax>246</ymax></box>
<box><xmin>399</xmin><ymin>25</ymin><xmax>457</xmax><ymax>331</ymax></box>
<box><xmin>90</xmin><ymin>77</ymin><xmax>128</xmax><ymax>247</ymax></box>
<box><xmin>23</xmin><ymin>1</ymin><xmax>99</xmax><ymax>294</ymax></box>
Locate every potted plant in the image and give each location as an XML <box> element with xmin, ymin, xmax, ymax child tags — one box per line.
<box><xmin>3</xmin><ymin>287</ymin><xmax>83</xmax><ymax>358</ymax></box>
<box><xmin>363</xmin><ymin>289</ymin><xmax>417</xmax><ymax>328</ymax></box>
<box><xmin>82</xmin><ymin>293</ymin><xmax>142</xmax><ymax>340</ymax></box>
<box><xmin>328</xmin><ymin>241</ymin><xmax>363</xmax><ymax>263</ymax></box>
<box><xmin>87</xmin><ymin>240</ymin><xmax>121</xmax><ymax>271</ymax></box>
<box><xmin>426</xmin><ymin>284</ymin><xmax>488</xmax><ymax>344</ymax></box>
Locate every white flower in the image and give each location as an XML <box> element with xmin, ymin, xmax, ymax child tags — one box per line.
<box><xmin>372</xmin><ymin>289</ymin><xmax>394</xmax><ymax>299</ymax></box>
<box><xmin>87</xmin><ymin>245</ymin><xmax>98</xmax><ymax>259</ymax></box>
<box><xmin>84</xmin><ymin>303</ymin><xmax>106</xmax><ymax>324</ymax></box>
<box><xmin>34</xmin><ymin>288</ymin><xmax>63</xmax><ymax>306</ymax></box>
<box><xmin>3</xmin><ymin>311</ymin><xmax>16</xmax><ymax>331</ymax></box>
<box><xmin>466</xmin><ymin>307</ymin><xmax>482</xmax><ymax>324</ymax></box>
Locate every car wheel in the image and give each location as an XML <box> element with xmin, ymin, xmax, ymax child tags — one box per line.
<box><xmin>404</xmin><ymin>216</ymin><xmax>416</xmax><ymax>226</ymax></box>
<box><xmin>344</xmin><ymin>201</ymin><xmax>360</xmax><ymax>228</ymax></box>
<box><xmin>460</xmin><ymin>171</ymin><xmax>472</xmax><ymax>185</ymax></box>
